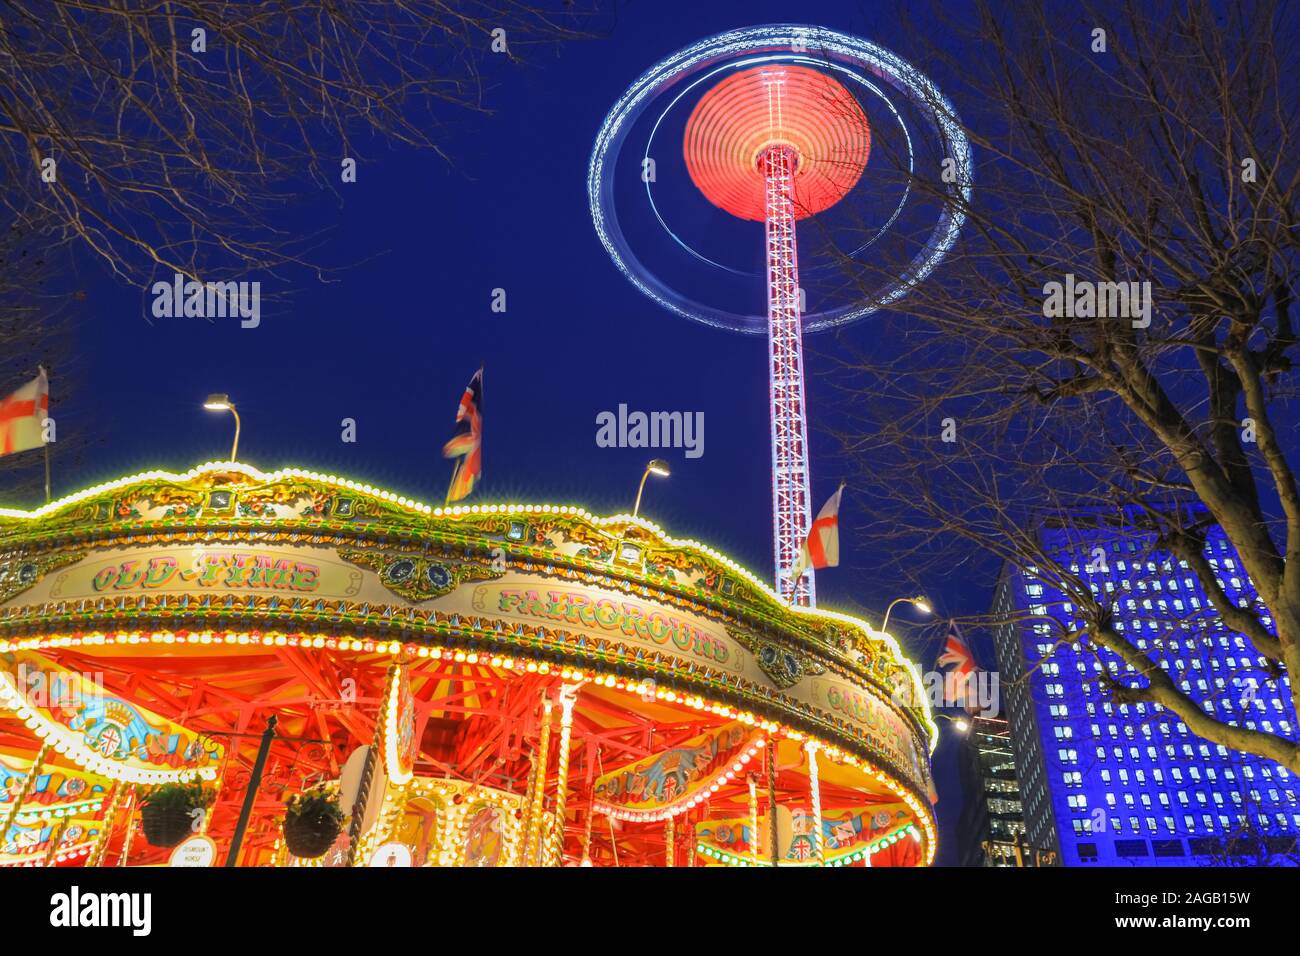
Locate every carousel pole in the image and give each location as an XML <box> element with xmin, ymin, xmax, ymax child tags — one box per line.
<box><xmin>117</xmin><ymin>795</ymin><xmax>139</xmax><ymax>867</ymax></box>
<box><xmin>747</xmin><ymin>773</ymin><xmax>761</xmax><ymax>866</ymax></box>
<box><xmin>517</xmin><ymin>751</ymin><xmax>539</xmax><ymax>866</ymax></box>
<box><xmin>85</xmin><ymin>781</ymin><xmax>126</xmax><ymax>867</ymax></box>
<box><xmin>579</xmin><ymin>809</ymin><xmax>596</xmax><ymax>866</ymax></box>
<box><xmin>664</xmin><ymin>817</ymin><xmax>675</xmax><ymax>867</ymax></box>
<box><xmin>607</xmin><ymin>814</ymin><xmax>621</xmax><ymax>867</ymax></box>
<box><xmin>546</xmin><ymin>683</ymin><xmax>580</xmax><ymax>866</ymax></box>
<box><xmin>579</xmin><ymin>775</ymin><xmax>597</xmax><ymax>866</ymax></box>
<box><xmin>0</xmin><ymin>740</ymin><xmax>51</xmax><ymax>849</ymax></box>
<box><xmin>806</xmin><ymin>740</ymin><xmax>825</xmax><ymax>865</ymax></box>
<box><xmin>767</xmin><ymin>737</ymin><xmax>779</xmax><ymax>867</ymax></box>
<box><xmin>521</xmin><ymin>692</ymin><xmax>553</xmax><ymax>865</ymax></box>
<box><xmin>42</xmin><ymin>816</ymin><xmax>70</xmax><ymax>866</ymax></box>
<box><xmin>343</xmin><ymin>732</ymin><xmax>379</xmax><ymax>868</ymax></box>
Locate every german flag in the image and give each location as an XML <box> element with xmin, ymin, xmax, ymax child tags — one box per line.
<box><xmin>442</xmin><ymin>367</ymin><xmax>482</xmax><ymax>503</ymax></box>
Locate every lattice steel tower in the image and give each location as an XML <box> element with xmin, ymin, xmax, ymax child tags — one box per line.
<box><xmin>683</xmin><ymin>66</ymin><xmax>871</xmax><ymax>605</ymax></box>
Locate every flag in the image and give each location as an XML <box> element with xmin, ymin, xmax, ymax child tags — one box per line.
<box><xmin>441</xmin><ymin>367</ymin><xmax>482</xmax><ymax>503</ymax></box>
<box><xmin>791</xmin><ymin>483</ymin><xmax>845</xmax><ymax>582</ymax></box>
<box><xmin>936</xmin><ymin>621</ymin><xmax>980</xmax><ymax>714</ymax></box>
<box><xmin>0</xmin><ymin>368</ymin><xmax>49</xmax><ymax>456</ymax></box>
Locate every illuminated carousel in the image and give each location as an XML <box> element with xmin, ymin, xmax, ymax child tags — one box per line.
<box><xmin>0</xmin><ymin>461</ymin><xmax>937</xmax><ymax>867</ymax></box>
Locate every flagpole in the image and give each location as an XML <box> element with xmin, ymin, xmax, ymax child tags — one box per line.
<box><xmin>444</xmin><ymin>458</ymin><xmax>462</xmax><ymax>508</ymax></box>
<box><xmin>39</xmin><ymin>365</ymin><xmax>50</xmax><ymax>503</ymax></box>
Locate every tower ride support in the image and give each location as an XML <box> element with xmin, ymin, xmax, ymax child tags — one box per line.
<box><xmin>762</xmin><ymin>138</ymin><xmax>815</xmax><ymax>606</ymax></box>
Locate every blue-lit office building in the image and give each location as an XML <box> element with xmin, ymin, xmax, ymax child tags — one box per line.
<box><xmin>993</xmin><ymin>520</ymin><xmax>1299</xmax><ymax>866</ymax></box>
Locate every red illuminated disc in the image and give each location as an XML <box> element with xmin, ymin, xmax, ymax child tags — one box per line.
<box><xmin>683</xmin><ymin>65</ymin><xmax>870</xmax><ymax>222</ymax></box>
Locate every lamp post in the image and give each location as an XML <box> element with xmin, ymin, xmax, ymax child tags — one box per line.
<box><xmin>203</xmin><ymin>393</ymin><xmax>242</xmax><ymax>462</ymax></box>
<box><xmin>880</xmin><ymin>595</ymin><xmax>932</xmax><ymax>633</ymax></box>
<box><xmin>631</xmin><ymin>459</ymin><xmax>670</xmax><ymax>518</ymax></box>
<box><xmin>224</xmin><ymin>714</ymin><xmax>277</xmax><ymax>866</ymax></box>
<box><xmin>937</xmin><ymin>712</ymin><xmax>971</xmax><ymax>734</ymax></box>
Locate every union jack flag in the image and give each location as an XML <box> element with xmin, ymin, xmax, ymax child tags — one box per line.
<box><xmin>442</xmin><ymin>367</ymin><xmax>482</xmax><ymax>503</ymax></box>
<box><xmin>936</xmin><ymin>621</ymin><xmax>980</xmax><ymax>714</ymax></box>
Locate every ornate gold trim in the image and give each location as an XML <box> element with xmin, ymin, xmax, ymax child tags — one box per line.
<box><xmin>0</xmin><ymin>550</ymin><xmax>86</xmax><ymax>604</ymax></box>
<box><xmin>726</xmin><ymin>625</ymin><xmax>826</xmax><ymax>689</ymax></box>
<box><xmin>337</xmin><ymin>549</ymin><xmax>503</xmax><ymax>602</ymax></box>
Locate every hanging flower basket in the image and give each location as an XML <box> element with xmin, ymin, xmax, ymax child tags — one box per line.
<box><xmin>283</xmin><ymin>788</ymin><xmax>345</xmax><ymax>859</ymax></box>
<box><xmin>140</xmin><ymin>779</ymin><xmax>213</xmax><ymax>849</ymax></box>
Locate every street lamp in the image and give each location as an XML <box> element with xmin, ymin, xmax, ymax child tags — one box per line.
<box><xmin>203</xmin><ymin>393</ymin><xmax>241</xmax><ymax>462</ymax></box>
<box><xmin>632</xmin><ymin>459</ymin><xmax>670</xmax><ymax>518</ymax></box>
<box><xmin>880</xmin><ymin>595</ymin><xmax>932</xmax><ymax>633</ymax></box>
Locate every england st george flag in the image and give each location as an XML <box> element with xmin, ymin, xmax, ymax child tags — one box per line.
<box><xmin>0</xmin><ymin>369</ymin><xmax>49</xmax><ymax>456</ymax></box>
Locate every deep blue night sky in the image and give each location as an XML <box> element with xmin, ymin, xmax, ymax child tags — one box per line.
<box><xmin>39</xmin><ymin>1</ymin><xmax>992</xmax><ymax>862</ymax></box>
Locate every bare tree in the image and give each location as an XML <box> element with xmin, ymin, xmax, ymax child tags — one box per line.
<box><xmin>0</xmin><ymin>214</ymin><xmax>84</xmax><ymax>501</ymax></box>
<box><xmin>0</xmin><ymin>1</ymin><xmax>601</xmax><ymax>287</ymax></box>
<box><xmin>1203</xmin><ymin>802</ymin><xmax>1300</xmax><ymax>866</ymax></box>
<box><xmin>825</xmin><ymin>0</ymin><xmax>1300</xmax><ymax>770</ymax></box>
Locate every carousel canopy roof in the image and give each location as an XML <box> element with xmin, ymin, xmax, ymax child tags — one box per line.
<box><xmin>0</xmin><ymin>461</ymin><xmax>937</xmax><ymax>772</ymax></box>
<box><xmin>0</xmin><ymin>462</ymin><xmax>940</xmax><ymax>865</ymax></box>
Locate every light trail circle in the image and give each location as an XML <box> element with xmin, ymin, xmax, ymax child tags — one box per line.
<box><xmin>588</xmin><ymin>24</ymin><xmax>972</xmax><ymax>335</ymax></box>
